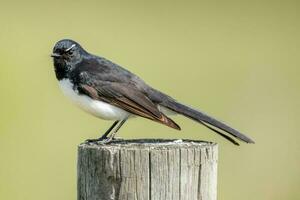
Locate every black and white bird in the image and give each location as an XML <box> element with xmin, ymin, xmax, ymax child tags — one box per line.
<box><xmin>51</xmin><ymin>39</ymin><xmax>254</xmax><ymax>145</ymax></box>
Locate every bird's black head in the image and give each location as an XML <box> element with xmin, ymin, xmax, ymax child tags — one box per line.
<box><xmin>51</xmin><ymin>39</ymin><xmax>86</xmax><ymax>80</ymax></box>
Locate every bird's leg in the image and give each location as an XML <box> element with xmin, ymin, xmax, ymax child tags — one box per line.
<box><xmin>103</xmin><ymin>118</ymin><xmax>127</xmax><ymax>143</ymax></box>
<box><xmin>86</xmin><ymin>121</ymin><xmax>119</xmax><ymax>143</ymax></box>
<box><xmin>99</xmin><ymin>121</ymin><xmax>120</xmax><ymax>140</ymax></box>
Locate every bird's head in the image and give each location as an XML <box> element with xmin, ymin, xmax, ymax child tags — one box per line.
<box><xmin>51</xmin><ymin>39</ymin><xmax>86</xmax><ymax>79</ymax></box>
<box><xmin>51</xmin><ymin>39</ymin><xmax>85</xmax><ymax>63</ymax></box>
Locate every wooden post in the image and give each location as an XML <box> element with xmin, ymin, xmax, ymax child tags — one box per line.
<box><xmin>77</xmin><ymin>139</ymin><xmax>218</xmax><ymax>200</ymax></box>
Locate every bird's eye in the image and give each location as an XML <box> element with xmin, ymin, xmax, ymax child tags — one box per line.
<box><xmin>64</xmin><ymin>44</ymin><xmax>76</xmax><ymax>54</ymax></box>
<box><xmin>66</xmin><ymin>49</ymin><xmax>73</xmax><ymax>55</ymax></box>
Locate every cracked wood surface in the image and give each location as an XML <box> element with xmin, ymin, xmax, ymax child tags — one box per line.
<box><xmin>78</xmin><ymin>139</ymin><xmax>218</xmax><ymax>200</ymax></box>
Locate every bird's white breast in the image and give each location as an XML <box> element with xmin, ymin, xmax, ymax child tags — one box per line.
<box><xmin>58</xmin><ymin>79</ymin><xmax>130</xmax><ymax>120</ymax></box>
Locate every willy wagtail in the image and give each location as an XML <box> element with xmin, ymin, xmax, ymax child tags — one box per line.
<box><xmin>51</xmin><ymin>39</ymin><xmax>254</xmax><ymax>145</ymax></box>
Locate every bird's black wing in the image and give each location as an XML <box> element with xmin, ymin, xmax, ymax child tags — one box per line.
<box><xmin>77</xmin><ymin>72</ymin><xmax>180</xmax><ymax>130</ymax></box>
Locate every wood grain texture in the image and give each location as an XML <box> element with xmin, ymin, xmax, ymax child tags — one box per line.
<box><xmin>78</xmin><ymin>139</ymin><xmax>218</xmax><ymax>200</ymax></box>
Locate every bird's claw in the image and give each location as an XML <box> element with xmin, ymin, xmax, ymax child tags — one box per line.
<box><xmin>85</xmin><ymin>137</ymin><xmax>113</xmax><ymax>144</ymax></box>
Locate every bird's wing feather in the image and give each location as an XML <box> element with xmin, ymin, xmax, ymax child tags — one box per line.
<box><xmin>77</xmin><ymin>72</ymin><xmax>180</xmax><ymax>130</ymax></box>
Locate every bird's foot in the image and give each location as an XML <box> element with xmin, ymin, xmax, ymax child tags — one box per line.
<box><xmin>85</xmin><ymin>138</ymin><xmax>99</xmax><ymax>144</ymax></box>
<box><xmin>85</xmin><ymin>136</ymin><xmax>122</xmax><ymax>144</ymax></box>
<box><xmin>85</xmin><ymin>135</ymin><xmax>108</xmax><ymax>144</ymax></box>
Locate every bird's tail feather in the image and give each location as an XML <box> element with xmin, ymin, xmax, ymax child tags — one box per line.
<box><xmin>160</xmin><ymin>99</ymin><xmax>254</xmax><ymax>145</ymax></box>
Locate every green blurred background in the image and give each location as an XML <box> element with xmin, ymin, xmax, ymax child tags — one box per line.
<box><xmin>0</xmin><ymin>0</ymin><xmax>299</xmax><ymax>199</ymax></box>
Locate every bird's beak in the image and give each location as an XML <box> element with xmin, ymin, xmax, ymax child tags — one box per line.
<box><xmin>51</xmin><ymin>53</ymin><xmax>61</xmax><ymax>58</ymax></box>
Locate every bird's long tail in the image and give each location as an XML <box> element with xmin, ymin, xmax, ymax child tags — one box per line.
<box><xmin>160</xmin><ymin>99</ymin><xmax>255</xmax><ymax>145</ymax></box>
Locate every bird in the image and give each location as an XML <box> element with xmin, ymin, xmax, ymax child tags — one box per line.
<box><xmin>51</xmin><ymin>39</ymin><xmax>254</xmax><ymax>145</ymax></box>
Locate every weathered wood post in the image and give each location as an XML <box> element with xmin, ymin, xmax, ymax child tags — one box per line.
<box><xmin>78</xmin><ymin>139</ymin><xmax>218</xmax><ymax>200</ymax></box>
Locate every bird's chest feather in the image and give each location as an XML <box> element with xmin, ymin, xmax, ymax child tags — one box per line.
<box><xmin>58</xmin><ymin>79</ymin><xmax>129</xmax><ymax>120</ymax></box>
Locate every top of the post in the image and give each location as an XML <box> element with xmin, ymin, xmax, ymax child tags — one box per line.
<box><xmin>79</xmin><ymin>138</ymin><xmax>217</xmax><ymax>150</ymax></box>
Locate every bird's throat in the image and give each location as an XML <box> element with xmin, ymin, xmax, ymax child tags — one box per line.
<box><xmin>54</xmin><ymin>60</ymin><xmax>70</xmax><ymax>80</ymax></box>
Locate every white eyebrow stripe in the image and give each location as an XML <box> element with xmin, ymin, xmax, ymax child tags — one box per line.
<box><xmin>65</xmin><ymin>44</ymin><xmax>76</xmax><ymax>52</ymax></box>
